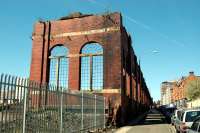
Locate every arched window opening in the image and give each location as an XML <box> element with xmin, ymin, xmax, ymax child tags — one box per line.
<box><xmin>49</xmin><ymin>45</ymin><xmax>69</xmax><ymax>89</ymax></box>
<box><xmin>80</xmin><ymin>43</ymin><xmax>103</xmax><ymax>91</ymax></box>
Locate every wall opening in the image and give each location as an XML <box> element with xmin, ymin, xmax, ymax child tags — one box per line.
<box><xmin>80</xmin><ymin>43</ymin><xmax>103</xmax><ymax>91</ymax></box>
<box><xmin>49</xmin><ymin>45</ymin><xmax>69</xmax><ymax>89</ymax></box>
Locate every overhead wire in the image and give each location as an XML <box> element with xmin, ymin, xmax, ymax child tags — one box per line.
<box><xmin>83</xmin><ymin>0</ymin><xmax>186</xmax><ymax>47</ymax></box>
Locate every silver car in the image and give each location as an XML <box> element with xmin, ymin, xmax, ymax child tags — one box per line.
<box><xmin>187</xmin><ymin>116</ymin><xmax>200</xmax><ymax>133</ymax></box>
<box><xmin>174</xmin><ymin>109</ymin><xmax>200</xmax><ymax>133</ymax></box>
<box><xmin>172</xmin><ymin>109</ymin><xmax>182</xmax><ymax>125</ymax></box>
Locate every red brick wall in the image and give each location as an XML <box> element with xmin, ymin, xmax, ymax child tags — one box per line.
<box><xmin>172</xmin><ymin>73</ymin><xmax>198</xmax><ymax>101</ymax></box>
<box><xmin>30</xmin><ymin>12</ymin><xmax>152</xmax><ymax>125</ymax></box>
<box><xmin>30</xmin><ymin>12</ymin><xmax>122</xmax><ymax>91</ymax></box>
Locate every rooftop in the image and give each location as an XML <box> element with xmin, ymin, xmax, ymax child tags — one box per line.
<box><xmin>59</xmin><ymin>12</ymin><xmax>121</xmax><ymax>20</ymax></box>
<box><xmin>59</xmin><ymin>12</ymin><xmax>93</xmax><ymax>20</ymax></box>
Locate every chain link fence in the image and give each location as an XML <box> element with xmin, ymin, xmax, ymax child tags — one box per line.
<box><xmin>0</xmin><ymin>74</ymin><xmax>106</xmax><ymax>133</ymax></box>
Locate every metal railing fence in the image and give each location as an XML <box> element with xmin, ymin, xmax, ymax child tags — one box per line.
<box><xmin>0</xmin><ymin>74</ymin><xmax>106</xmax><ymax>133</ymax></box>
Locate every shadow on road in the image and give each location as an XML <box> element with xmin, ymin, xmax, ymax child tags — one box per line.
<box><xmin>137</xmin><ymin>109</ymin><xmax>167</xmax><ymax>125</ymax></box>
<box><xmin>114</xmin><ymin>109</ymin><xmax>174</xmax><ymax>133</ymax></box>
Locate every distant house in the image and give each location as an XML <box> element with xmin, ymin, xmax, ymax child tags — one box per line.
<box><xmin>0</xmin><ymin>79</ymin><xmax>25</xmax><ymax>105</ymax></box>
<box><xmin>172</xmin><ymin>71</ymin><xmax>200</xmax><ymax>107</ymax></box>
<box><xmin>187</xmin><ymin>98</ymin><xmax>200</xmax><ymax>108</ymax></box>
<box><xmin>0</xmin><ymin>90</ymin><xmax>17</xmax><ymax>105</ymax></box>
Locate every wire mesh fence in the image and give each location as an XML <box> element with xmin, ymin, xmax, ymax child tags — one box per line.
<box><xmin>0</xmin><ymin>74</ymin><xmax>106</xmax><ymax>133</ymax></box>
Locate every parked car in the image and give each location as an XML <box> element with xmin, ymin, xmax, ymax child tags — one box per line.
<box><xmin>187</xmin><ymin>116</ymin><xmax>200</xmax><ymax>133</ymax></box>
<box><xmin>172</xmin><ymin>109</ymin><xmax>183</xmax><ymax>125</ymax></box>
<box><xmin>164</xmin><ymin>106</ymin><xmax>176</xmax><ymax>123</ymax></box>
<box><xmin>159</xmin><ymin>105</ymin><xmax>176</xmax><ymax>123</ymax></box>
<box><xmin>174</xmin><ymin>109</ymin><xmax>200</xmax><ymax>133</ymax></box>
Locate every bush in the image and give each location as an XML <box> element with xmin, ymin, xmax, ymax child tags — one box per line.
<box><xmin>186</xmin><ymin>79</ymin><xmax>200</xmax><ymax>100</ymax></box>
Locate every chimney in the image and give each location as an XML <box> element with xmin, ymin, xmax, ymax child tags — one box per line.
<box><xmin>189</xmin><ymin>71</ymin><xmax>194</xmax><ymax>76</ymax></box>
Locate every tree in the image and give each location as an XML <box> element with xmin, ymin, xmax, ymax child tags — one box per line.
<box><xmin>186</xmin><ymin>79</ymin><xmax>200</xmax><ymax>100</ymax></box>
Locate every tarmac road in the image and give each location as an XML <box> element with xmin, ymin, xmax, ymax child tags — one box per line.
<box><xmin>114</xmin><ymin>109</ymin><xmax>175</xmax><ymax>133</ymax></box>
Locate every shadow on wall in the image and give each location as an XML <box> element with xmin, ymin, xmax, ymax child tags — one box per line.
<box><xmin>108</xmin><ymin>95</ymin><xmax>150</xmax><ymax>127</ymax></box>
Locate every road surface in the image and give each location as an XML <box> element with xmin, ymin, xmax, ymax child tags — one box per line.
<box><xmin>115</xmin><ymin>109</ymin><xmax>175</xmax><ymax>133</ymax></box>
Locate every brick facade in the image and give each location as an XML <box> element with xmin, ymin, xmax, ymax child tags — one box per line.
<box><xmin>30</xmin><ymin>12</ymin><xmax>152</xmax><ymax>126</ymax></box>
<box><xmin>172</xmin><ymin>72</ymin><xmax>198</xmax><ymax>102</ymax></box>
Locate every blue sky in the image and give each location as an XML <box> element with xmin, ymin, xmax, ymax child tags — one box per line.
<box><xmin>0</xmin><ymin>0</ymin><xmax>200</xmax><ymax>101</ymax></box>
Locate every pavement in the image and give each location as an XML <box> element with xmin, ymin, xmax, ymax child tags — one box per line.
<box><xmin>112</xmin><ymin>109</ymin><xmax>176</xmax><ymax>133</ymax></box>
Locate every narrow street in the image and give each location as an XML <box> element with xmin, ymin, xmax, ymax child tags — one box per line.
<box><xmin>115</xmin><ymin>109</ymin><xmax>175</xmax><ymax>133</ymax></box>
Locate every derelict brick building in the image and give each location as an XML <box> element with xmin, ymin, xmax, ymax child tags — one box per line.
<box><xmin>30</xmin><ymin>12</ymin><xmax>152</xmax><ymax>125</ymax></box>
